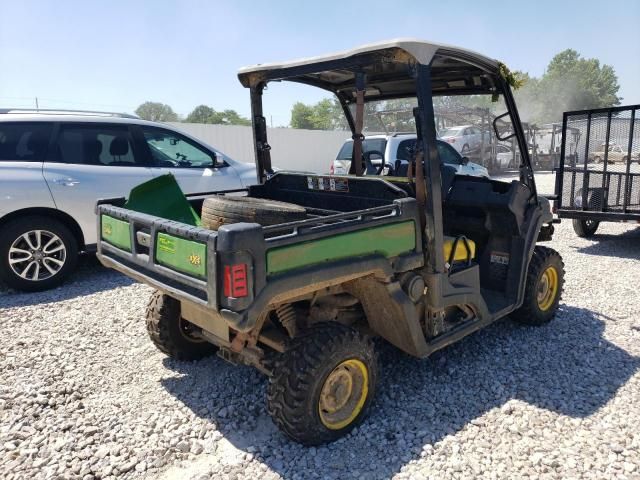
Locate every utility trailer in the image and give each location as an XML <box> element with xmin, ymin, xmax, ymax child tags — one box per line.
<box><xmin>554</xmin><ymin>104</ymin><xmax>640</xmax><ymax>237</ymax></box>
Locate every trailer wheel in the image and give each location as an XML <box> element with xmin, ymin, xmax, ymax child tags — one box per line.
<box><xmin>572</xmin><ymin>218</ymin><xmax>599</xmax><ymax>238</ymax></box>
<box><xmin>511</xmin><ymin>246</ymin><xmax>564</xmax><ymax>326</ymax></box>
<box><xmin>145</xmin><ymin>291</ymin><xmax>217</xmax><ymax>360</ymax></box>
<box><xmin>267</xmin><ymin>322</ymin><xmax>377</xmax><ymax>445</ymax></box>
<box><xmin>201</xmin><ymin>196</ymin><xmax>306</xmax><ymax>230</ymax></box>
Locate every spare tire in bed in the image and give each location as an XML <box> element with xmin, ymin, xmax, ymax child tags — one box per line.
<box><xmin>201</xmin><ymin>196</ymin><xmax>307</xmax><ymax>230</ymax></box>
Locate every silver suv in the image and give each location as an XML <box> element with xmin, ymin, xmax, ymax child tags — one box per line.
<box><xmin>0</xmin><ymin>109</ymin><xmax>257</xmax><ymax>291</ymax></box>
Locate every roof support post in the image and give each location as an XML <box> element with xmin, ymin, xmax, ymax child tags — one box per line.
<box><xmin>250</xmin><ymin>84</ymin><xmax>272</xmax><ymax>183</ymax></box>
<box><xmin>351</xmin><ymin>72</ymin><xmax>366</xmax><ymax>176</ymax></box>
<box><xmin>337</xmin><ymin>95</ymin><xmax>356</xmax><ymax>133</ymax></box>
<box><xmin>415</xmin><ymin>64</ymin><xmax>445</xmax><ymax>274</ymax></box>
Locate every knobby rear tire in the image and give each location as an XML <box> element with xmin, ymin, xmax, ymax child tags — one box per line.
<box><xmin>266</xmin><ymin>322</ymin><xmax>378</xmax><ymax>445</ymax></box>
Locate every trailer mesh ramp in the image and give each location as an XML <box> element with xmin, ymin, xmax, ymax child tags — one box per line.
<box><xmin>558</xmin><ymin>105</ymin><xmax>640</xmax><ymax>215</ymax></box>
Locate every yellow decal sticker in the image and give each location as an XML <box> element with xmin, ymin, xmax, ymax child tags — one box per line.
<box><xmin>158</xmin><ymin>236</ymin><xmax>176</xmax><ymax>254</ymax></box>
<box><xmin>103</xmin><ymin>224</ymin><xmax>112</xmax><ymax>236</ymax></box>
<box><xmin>189</xmin><ymin>254</ymin><xmax>202</xmax><ymax>266</ymax></box>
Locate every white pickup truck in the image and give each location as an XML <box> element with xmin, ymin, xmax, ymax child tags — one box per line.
<box><xmin>331</xmin><ymin>133</ymin><xmax>489</xmax><ymax>177</ymax></box>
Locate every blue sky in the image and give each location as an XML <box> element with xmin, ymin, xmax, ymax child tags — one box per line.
<box><xmin>1</xmin><ymin>0</ymin><xmax>638</xmax><ymax>126</ymax></box>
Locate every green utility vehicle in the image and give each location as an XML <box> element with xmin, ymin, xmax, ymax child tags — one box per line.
<box><xmin>96</xmin><ymin>39</ymin><xmax>564</xmax><ymax>445</ymax></box>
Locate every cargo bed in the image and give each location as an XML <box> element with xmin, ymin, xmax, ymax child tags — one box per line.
<box><xmin>97</xmin><ymin>173</ymin><xmax>424</xmax><ymax>331</ymax></box>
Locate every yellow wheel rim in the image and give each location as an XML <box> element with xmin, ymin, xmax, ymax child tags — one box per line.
<box><xmin>537</xmin><ymin>266</ymin><xmax>559</xmax><ymax>311</ymax></box>
<box><xmin>318</xmin><ymin>359</ymin><xmax>369</xmax><ymax>430</ymax></box>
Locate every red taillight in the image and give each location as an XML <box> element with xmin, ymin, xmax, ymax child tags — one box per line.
<box><xmin>330</xmin><ymin>162</ymin><xmax>335</xmax><ymax>175</ymax></box>
<box><xmin>447</xmin><ymin>138</ymin><xmax>456</xmax><ymax>143</ymax></box>
<box><xmin>224</xmin><ymin>264</ymin><xmax>248</xmax><ymax>298</ymax></box>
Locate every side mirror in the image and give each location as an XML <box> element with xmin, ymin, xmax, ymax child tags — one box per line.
<box><xmin>213</xmin><ymin>152</ymin><xmax>225</xmax><ymax>167</ymax></box>
<box><xmin>461</xmin><ymin>156</ymin><xmax>470</xmax><ymax>165</ymax></box>
<box><xmin>493</xmin><ymin>112</ymin><xmax>515</xmax><ymax>141</ymax></box>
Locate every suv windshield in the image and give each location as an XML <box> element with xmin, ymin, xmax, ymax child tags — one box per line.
<box><xmin>336</xmin><ymin>138</ymin><xmax>387</xmax><ymax>160</ymax></box>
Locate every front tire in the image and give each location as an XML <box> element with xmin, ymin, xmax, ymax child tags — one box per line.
<box><xmin>145</xmin><ymin>291</ymin><xmax>217</xmax><ymax>360</ymax></box>
<box><xmin>0</xmin><ymin>216</ymin><xmax>78</xmax><ymax>292</ymax></box>
<box><xmin>511</xmin><ymin>246</ymin><xmax>564</xmax><ymax>326</ymax></box>
<box><xmin>267</xmin><ymin>323</ymin><xmax>377</xmax><ymax>445</ymax></box>
<box><xmin>572</xmin><ymin>218</ymin><xmax>599</xmax><ymax>238</ymax></box>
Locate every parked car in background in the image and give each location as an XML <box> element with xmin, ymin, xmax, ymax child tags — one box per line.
<box><xmin>438</xmin><ymin>125</ymin><xmax>484</xmax><ymax>154</ymax></box>
<box><xmin>588</xmin><ymin>142</ymin><xmax>640</xmax><ymax>164</ymax></box>
<box><xmin>0</xmin><ymin>109</ymin><xmax>257</xmax><ymax>291</ymax></box>
<box><xmin>331</xmin><ymin>134</ymin><xmax>489</xmax><ymax>177</ymax></box>
<box><xmin>495</xmin><ymin>144</ymin><xmax>517</xmax><ymax>169</ymax></box>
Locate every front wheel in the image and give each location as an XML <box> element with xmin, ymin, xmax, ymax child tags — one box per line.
<box><xmin>267</xmin><ymin>323</ymin><xmax>377</xmax><ymax>445</ymax></box>
<box><xmin>511</xmin><ymin>246</ymin><xmax>564</xmax><ymax>326</ymax></box>
<box><xmin>0</xmin><ymin>216</ymin><xmax>78</xmax><ymax>292</ymax></box>
<box><xmin>572</xmin><ymin>218</ymin><xmax>599</xmax><ymax>238</ymax></box>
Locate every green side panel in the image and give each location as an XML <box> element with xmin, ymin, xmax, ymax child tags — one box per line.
<box><xmin>101</xmin><ymin>215</ymin><xmax>131</xmax><ymax>252</ymax></box>
<box><xmin>267</xmin><ymin>220</ymin><xmax>416</xmax><ymax>276</ymax></box>
<box><xmin>125</xmin><ymin>174</ymin><xmax>201</xmax><ymax>227</ymax></box>
<box><xmin>155</xmin><ymin>233</ymin><xmax>207</xmax><ymax>278</ymax></box>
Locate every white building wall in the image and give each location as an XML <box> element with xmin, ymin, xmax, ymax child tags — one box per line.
<box><xmin>169</xmin><ymin>123</ymin><xmax>350</xmax><ymax>174</ymax></box>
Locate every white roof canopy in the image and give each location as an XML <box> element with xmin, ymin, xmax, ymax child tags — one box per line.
<box><xmin>238</xmin><ymin>38</ymin><xmax>500</xmax><ymax>96</ymax></box>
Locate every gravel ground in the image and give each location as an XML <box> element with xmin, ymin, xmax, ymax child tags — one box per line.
<box><xmin>2</xmin><ymin>172</ymin><xmax>640</xmax><ymax>480</ymax></box>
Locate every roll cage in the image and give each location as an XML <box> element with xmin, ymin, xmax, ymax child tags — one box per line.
<box><xmin>237</xmin><ymin>39</ymin><xmax>537</xmax><ymax>275</ymax></box>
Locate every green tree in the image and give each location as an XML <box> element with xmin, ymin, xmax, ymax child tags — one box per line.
<box><xmin>135</xmin><ymin>101</ymin><xmax>178</xmax><ymax>122</ymax></box>
<box><xmin>184</xmin><ymin>105</ymin><xmax>251</xmax><ymax>125</ymax></box>
<box><xmin>290</xmin><ymin>98</ymin><xmax>348</xmax><ymax>130</ymax></box>
<box><xmin>310</xmin><ymin>99</ymin><xmax>335</xmax><ymax>130</ymax></box>
<box><xmin>215</xmin><ymin>109</ymin><xmax>251</xmax><ymax>126</ymax></box>
<box><xmin>515</xmin><ymin>50</ymin><xmax>621</xmax><ymax>124</ymax></box>
<box><xmin>185</xmin><ymin>105</ymin><xmax>216</xmax><ymax>123</ymax></box>
<box><xmin>290</xmin><ymin>102</ymin><xmax>317</xmax><ymax>129</ymax></box>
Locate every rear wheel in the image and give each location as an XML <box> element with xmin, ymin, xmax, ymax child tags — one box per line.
<box><xmin>267</xmin><ymin>322</ymin><xmax>377</xmax><ymax>445</ymax></box>
<box><xmin>145</xmin><ymin>291</ymin><xmax>217</xmax><ymax>360</ymax></box>
<box><xmin>511</xmin><ymin>246</ymin><xmax>564</xmax><ymax>326</ymax></box>
<box><xmin>0</xmin><ymin>216</ymin><xmax>78</xmax><ymax>292</ymax></box>
<box><xmin>572</xmin><ymin>218</ymin><xmax>599</xmax><ymax>238</ymax></box>
<box><xmin>461</xmin><ymin>144</ymin><xmax>470</xmax><ymax>154</ymax></box>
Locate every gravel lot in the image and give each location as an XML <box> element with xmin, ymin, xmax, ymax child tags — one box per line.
<box><xmin>2</xmin><ymin>172</ymin><xmax>640</xmax><ymax>480</ymax></box>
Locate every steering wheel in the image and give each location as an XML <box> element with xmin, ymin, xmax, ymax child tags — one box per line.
<box><xmin>362</xmin><ymin>150</ymin><xmax>386</xmax><ymax>175</ymax></box>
